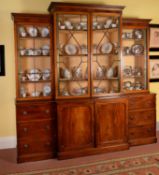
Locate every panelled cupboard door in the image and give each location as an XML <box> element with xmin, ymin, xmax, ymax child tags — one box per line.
<box><xmin>57</xmin><ymin>101</ymin><xmax>94</xmax><ymax>152</ymax></box>
<box><xmin>95</xmin><ymin>98</ymin><xmax>128</xmax><ymax>147</ymax></box>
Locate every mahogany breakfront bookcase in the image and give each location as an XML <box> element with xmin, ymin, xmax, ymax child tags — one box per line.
<box><xmin>12</xmin><ymin>2</ymin><xmax>157</xmax><ymax>163</ymax></box>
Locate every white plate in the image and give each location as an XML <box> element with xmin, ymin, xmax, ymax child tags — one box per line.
<box><xmin>43</xmin><ymin>85</ymin><xmax>51</xmax><ymax>96</ymax></box>
<box><xmin>64</xmin><ymin>44</ymin><xmax>78</xmax><ymax>55</ymax></box>
<box><xmin>131</xmin><ymin>44</ymin><xmax>144</xmax><ymax>55</ymax></box>
<box><xmin>100</xmin><ymin>42</ymin><xmax>113</xmax><ymax>54</ymax></box>
<box><xmin>41</xmin><ymin>27</ymin><xmax>49</xmax><ymax>37</ymax></box>
<box><xmin>28</xmin><ymin>27</ymin><xmax>38</xmax><ymax>37</ymax></box>
<box><xmin>134</xmin><ymin>29</ymin><xmax>143</xmax><ymax>39</ymax></box>
<box><xmin>42</xmin><ymin>69</ymin><xmax>51</xmax><ymax>80</ymax></box>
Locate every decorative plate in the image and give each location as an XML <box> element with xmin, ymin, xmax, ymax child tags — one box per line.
<box><xmin>28</xmin><ymin>27</ymin><xmax>38</xmax><ymax>37</ymax></box>
<box><xmin>124</xmin><ymin>81</ymin><xmax>132</xmax><ymax>88</ymax></box>
<box><xmin>27</xmin><ymin>69</ymin><xmax>41</xmax><ymax>81</ymax></box>
<box><xmin>41</xmin><ymin>27</ymin><xmax>49</xmax><ymax>37</ymax></box>
<box><xmin>131</xmin><ymin>44</ymin><xmax>144</xmax><ymax>55</ymax></box>
<box><xmin>64</xmin><ymin>44</ymin><xmax>78</xmax><ymax>55</ymax></box>
<box><xmin>42</xmin><ymin>68</ymin><xmax>51</xmax><ymax>80</ymax></box>
<box><xmin>43</xmin><ymin>85</ymin><xmax>51</xmax><ymax>96</ymax></box>
<box><xmin>134</xmin><ymin>29</ymin><xmax>143</xmax><ymax>39</ymax></box>
<box><xmin>100</xmin><ymin>42</ymin><xmax>113</xmax><ymax>54</ymax></box>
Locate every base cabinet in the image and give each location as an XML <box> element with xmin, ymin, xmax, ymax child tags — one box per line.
<box><xmin>16</xmin><ymin>101</ymin><xmax>57</xmax><ymax>163</ymax></box>
<box><xmin>95</xmin><ymin>98</ymin><xmax>128</xmax><ymax>147</ymax></box>
<box><xmin>57</xmin><ymin>98</ymin><xmax>129</xmax><ymax>159</ymax></box>
<box><xmin>57</xmin><ymin>101</ymin><xmax>95</xmax><ymax>159</ymax></box>
<box><xmin>128</xmin><ymin>94</ymin><xmax>157</xmax><ymax>146</ymax></box>
<box><xmin>15</xmin><ymin>93</ymin><xmax>157</xmax><ymax>162</ymax></box>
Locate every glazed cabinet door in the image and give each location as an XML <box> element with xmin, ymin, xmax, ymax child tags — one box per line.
<box><xmin>57</xmin><ymin>101</ymin><xmax>94</xmax><ymax>153</ymax></box>
<box><xmin>95</xmin><ymin>98</ymin><xmax>128</xmax><ymax>147</ymax></box>
<box><xmin>91</xmin><ymin>13</ymin><xmax>121</xmax><ymax>96</ymax></box>
<box><xmin>12</xmin><ymin>14</ymin><xmax>53</xmax><ymax>100</ymax></box>
<box><xmin>54</xmin><ymin>12</ymin><xmax>91</xmax><ymax>99</ymax></box>
<box><xmin>122</xmin><ymin>19</ymin><xmax>150</xmax><ymax>92</ymax></box>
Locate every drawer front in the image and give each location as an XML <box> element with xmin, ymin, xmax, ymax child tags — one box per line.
<box><xmin>128</xmin><ymin>94</ymin><xmax>155</xmax><ymax>110</ymax></box>
<box><xmin>17</xmin><ymin>120</ymin><xmax>56</xmax><ymax>139</ymax></box>
<box><xmin>16</xmin><ymin>103</ymin><xmax>56</xmax><ymax>121</ymax></box>
<box><xmin>129</xmin><ymin>110</ymin><xmax>155</xmax><ymax>127</ymax></box>
<box><xmin>129</xmin><ymin>125</ymin><xmax>155</xmax><ymax>140</ymax></box>
<box><xmin>18</xmin><ymin>139</ymin><xmax>55</xmax><ymax>155</ymax></box>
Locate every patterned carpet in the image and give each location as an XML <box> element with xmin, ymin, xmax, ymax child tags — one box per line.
<box><xmin>9</xmin><ymin>152</ymin><xmax>159</xmax><ymax>175</ymax></box>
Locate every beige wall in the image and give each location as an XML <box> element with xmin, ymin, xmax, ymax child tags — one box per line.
<box><xmin>0</xmin><ymin>0</ymin><xmax>159</xmax><ymax>137</ymax></box>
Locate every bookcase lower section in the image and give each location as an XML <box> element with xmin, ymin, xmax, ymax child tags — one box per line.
<box><xmin>16</xmin><ymin>93</ymin><xmax>157</xmax><ymax>162</ymax></box>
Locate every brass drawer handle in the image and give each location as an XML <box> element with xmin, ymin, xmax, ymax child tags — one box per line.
<box><xmin>45</xmin><ymin>125</ymin><xmax>50</xmax><ymax>130</ymax></box>
<box><xmin>130</xmin><ymin>116</ymin><xmax>134</xmax><ymax>120</ymax></box>
<box><xmin>24</xmin><ymin>144</ymin><xmax>29</xmax><ymax>148</ymax></box>
<box><xmin>23</xmin><ymin>127</ymin><xmax>28</xmax><ymax>132</ymax></box>
<box><xmin>45</xmin><ymin>110</ymin><xmax>50</xmax><ymax>114</ymax></box>
<box><xmin>45</xmin><ymin>142</ymin><xmax>51</xmax><ymax>146</ymax></box>
<box><xmin>130</xmin><ymin>132</ymin><xmax>134</xmax><ymax>136</ymax></box>
<box><xmin>23</xmin><ymin>111</ymin><xmax>28</xmax><ymax>115</ymax></box>
<box><xmin>147</xmin><ymin>128</ymin><xmax>152</xmax><ymax>132</ymax></box>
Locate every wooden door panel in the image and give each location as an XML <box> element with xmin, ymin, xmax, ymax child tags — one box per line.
<box><xmin>95</xmin><ymin>98</ymin><xmax>128</xmax><ymax>146</ymax></box>
<box><xmin>58</xmin><ymin>102</ymin><xmax>94</xmax><ymax>151</ymax></box>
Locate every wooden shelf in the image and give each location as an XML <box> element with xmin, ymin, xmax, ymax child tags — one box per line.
<box><xmin>20</xmin><ymin>79</ymin><xmax>52</xmax><ymax>83</ymax></box>
<box><xmin>93</xmin><ymin>77</ymin><xmax>119</xmax><ymax>80</ymax></box>
<box><xmin>59</xmin><ymin>29</ymin><xmax>87</xmax><ymax>32</ymax></box>
<box><xmin>93</xmin><ymin>27</ymin><xmax>119</xmax><ymax>32</ymax></box>
<box><xmin>59</xmin><ymin>78</ymin><xmax>88</xmax><ymax>82</ymax></box>
<box><xmin>122</xmin><ymin>38</ymin><xmax>144</xmax><ymax>41</ymax></box>
<box><xmin>19</xmin><ymin>36</ymin><xmax>50</xmax><ymax>39</ymax></box>
<box><xmin>59</xmin><ymin>54</ymin><xmax>88</xmax><ymax>57</ymax></box>
<box><xmin>123</xmin><ymin>76</ymin><xmax>143</xmax><ymax>79</ymax></box>
<box><xmin>19</xmin><ymin>55</ymin><xmax>50</xmax><ymax>57</ymax></box>
<box><xmin>93</xmin><ymin>53</ymin><xmax>118</xmax><ymax>57</ymax></box>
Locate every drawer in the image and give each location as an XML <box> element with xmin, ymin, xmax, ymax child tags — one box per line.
<box><xmin>18</xmin><ymin>139</ymin><xmax>55</xmax><ymax>155</ymax></box>
<box><xmin>128</xmin><ymin>94</ymin><xmax>155</xmax><ymax>110</ymax></box>
<box><xmin>129</xmin><ymin>110</ymin><xmax>155</xmax><ymax>127</ymax></box>
<box><xmin>16</xmin><ymin>103</ymin><xmax>56</xmax><ymax>121</ymax></box>
<box><xmin>129</xmin><ymin>125</ymin><xmax>155</xmax><ymax>140</ymax></box>
<box><xmin>17</xmin><ymin>120</ymin><xmax>56</xmax><ymax>139</ymax></box>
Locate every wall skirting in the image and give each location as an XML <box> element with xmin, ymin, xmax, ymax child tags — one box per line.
<box><xmin>157</xmin><ymin>122</ymin><xmax>159</xmax><ymax>131</ymax></box>
<box><xmin>0</xmin><ymin>123</ymin><xmax>159</xmax><ymax>149</ymax></box>
<box><xmin>0</xmin><ymin>136</ymin><xmax>17</xmax><ymax>149</ymax></box>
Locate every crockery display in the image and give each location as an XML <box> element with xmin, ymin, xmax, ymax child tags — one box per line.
<box><xmin>42</xmin><ymin>68</ymin><xmax>51</xmax><ymax>80</ymax></box>
<box><xmin>41</xmin><ymin>27</ymin><xmax>49</xmax><ymax>37</ymax></box>
<box><xmin>131</xmin><ymin>44</ymin><xmax>144</xmax><ymax>55</ymax></box>
<box><xmin>100</xmin><ymin>42</ymin><xmax>113</xmax><ymax>54</ymax></box>
<box><xmin>64</xmin><ymin>44</ymin><xmax>78</xmax><ymax>55</ymax></box>
<box><xmin>27</xmin><ymin>26</ymin><xmax>38</xmax><ymax>37</ymax></box>
<box><xmin>27</xmin><ymin>69</ymin><xmax>41</xmax><ymax>81</ymax></box>
<box><xmin>43</xmin><ymin>85</ymin><xmax>51</xmax><ymax>96</ymax></box>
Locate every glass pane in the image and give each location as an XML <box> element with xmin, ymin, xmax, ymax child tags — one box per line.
<box><xmin>56</xmin><ymin>14</ymin><xmax>89</xmax><ymax>97</ymax></box>
<box><xmin>122</xmin><ymin>28</ymin><xmax>147</xmax><ymax>91</ymax></box>
<box><xmin>17</xmin><ymin>25</ymin><xmax>52</xmax><ymax>98</ymax></box>
<box><xmin>92</xmin><ymin>15</ymin><xmax>120</xmax><ymax>96</ymax></box>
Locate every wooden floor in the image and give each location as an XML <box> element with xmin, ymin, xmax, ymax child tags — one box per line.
<box><xmin>0</xmin><ymin>132</ymin><xmax>159</xmax><ymax>175</ymax></box>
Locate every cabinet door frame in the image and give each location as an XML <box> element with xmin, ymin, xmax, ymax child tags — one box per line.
<box><xmin>90</xmin><ymin>12</ymin><xmax>123</xmax><ymax>97</ymax></box>
<box><xmin>57</xmin><ymin>100</ymin><xmax>95</xmax><ymax>152</ymax></box>
<box><xmin>95</xmin><ymin>97</ymin><xmax>128</xmax><ymax>147</ymax></box>
<box><xmin>53</xmin><ymin>12</ymin><xmax>91</xmax><ymax>99</ymax></box>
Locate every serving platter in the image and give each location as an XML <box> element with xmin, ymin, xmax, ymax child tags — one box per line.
<box><xmin>100</xmin><ymin>42</ymin><xmax>113</xmax><ymax>54</ymax></box>
<box><xmin>64</xmin><ymin>44</ymin><xmax>78</xmax><ymax>55</ymax></box>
